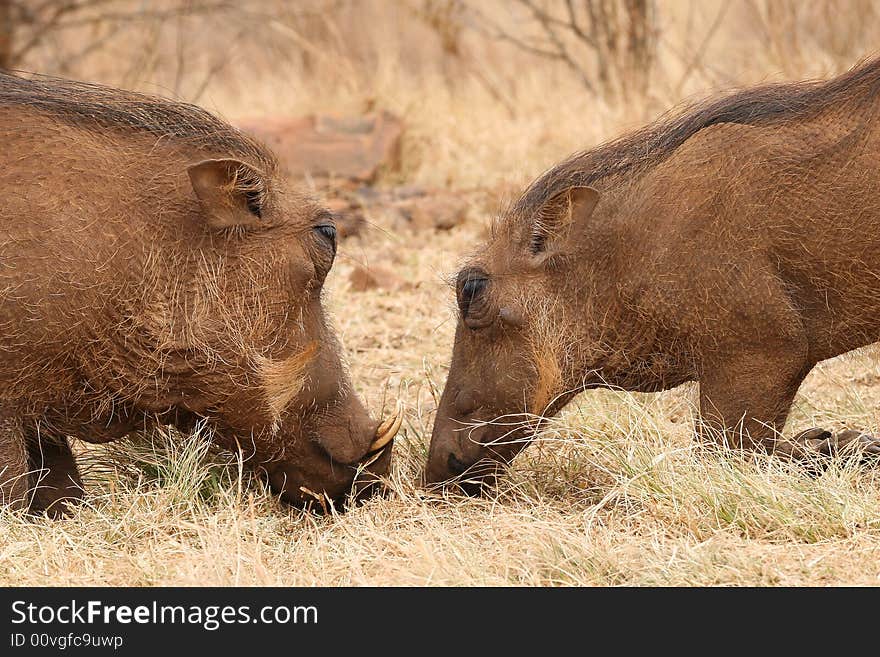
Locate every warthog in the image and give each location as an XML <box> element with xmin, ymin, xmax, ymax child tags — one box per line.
<box><xmin>0</xmin><ymin>72</ymin><xmax>400</xmax><ymax>514</ymax></box>
<box><xmin>426</xmin><ymin>57</ymin><xmax>880</xmax><ymax>492</ymax></box>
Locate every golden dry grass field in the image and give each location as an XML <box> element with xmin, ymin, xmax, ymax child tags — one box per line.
<box><xmin>4</xmin><ymin>0</ymin><xmax>880</xmax><ymax>586</ymax></box>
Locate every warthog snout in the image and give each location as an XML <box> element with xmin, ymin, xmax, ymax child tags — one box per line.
<box><xmin>424</xmin><ymin>397</ymin><xmax>522</xmax><ymax>496</ymax></box>
<box><xmin>265</xmin><ymin>401</ymin><xmax>402</xmax><ymax>510</ymax></box>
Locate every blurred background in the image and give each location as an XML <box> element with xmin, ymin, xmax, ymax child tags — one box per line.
<box><xmin>3</xmin><ymin>0</ymin><xmax>879</xmax><ymax>192</ymax></box>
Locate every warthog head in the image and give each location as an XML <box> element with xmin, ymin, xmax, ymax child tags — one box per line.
<box><xmin>424</xmin><ymin>187</ymin><xmax>603</xmax><ymax>494</ymax></box>
<box><xmin>172</xmin><ymin>158</ymin><xmax>401</xmax><ymax>508</ymax></box>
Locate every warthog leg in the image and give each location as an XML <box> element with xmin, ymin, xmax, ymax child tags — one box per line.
<box><xmin>0</xmin><ymin>417</ymin><xmax>29</xmax><ymax>511</ymax></box>
<box><xmin>698</xmin><ymin>342</ymin><xmax>880</xmax><ymax>462</ymax></box>
<box><xmin>26</xmin><ymin>427</ymin><xmax>84</xmax><ymax>518</ymax></box>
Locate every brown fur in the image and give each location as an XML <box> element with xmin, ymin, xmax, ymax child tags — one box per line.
<box><xmin>257</xmin><ymin>342</ymin><xmax>319</xmax><ymax>427</ymax></box>
<box><xmin>426</xmin><ymin>56</ymin><xmax>880</xmax><ymax>491</ymax></box>
<box><xmin>0</xmin><ymin>72</ymin><xmax>386</xmax><ymax>513</ymax></box>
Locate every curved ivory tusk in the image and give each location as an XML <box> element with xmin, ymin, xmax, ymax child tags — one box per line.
<box><xmin>368</xmin><ymin>401</ymin><xmax>404</xmax><ymax>454</ymax></box>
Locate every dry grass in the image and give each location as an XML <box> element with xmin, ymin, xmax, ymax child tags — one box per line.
<box><xmin>5</xmin><ymin>223</ymin><xmax>880</xmax><ymax>587</ymax></box>
<box><xmin>4</xmin><ymin>0</ymin><xmax>880</xmax><ymax>586</ymax></box>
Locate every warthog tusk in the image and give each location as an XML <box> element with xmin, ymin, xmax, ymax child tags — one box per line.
<box><xmin>367</xmin><ymin>401</ymin><xmax>404</xmax><ymax>455</ymax></box>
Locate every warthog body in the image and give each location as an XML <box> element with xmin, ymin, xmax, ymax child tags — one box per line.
<box><xmin>0</xmin><ymin>72</ymin><xmax>396</xmax><ymax>514</ymax></box>
<box><xmin>426</xmin><ymin>57</ymin><xmax>880</xmax><ymax>491</ymax></box>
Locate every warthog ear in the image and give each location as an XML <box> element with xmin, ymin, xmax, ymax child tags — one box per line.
<box><xmin>187</xmin><ymin>158</ymin><xmax>267</xmax><ymax>229</ymax></box>
<box><xmin>528</xmin><ymin>186</ymin><xmax>600</xmax><ymax>257</ymax></box>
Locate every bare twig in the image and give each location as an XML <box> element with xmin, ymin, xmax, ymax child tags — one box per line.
<box><xmin>516</xmin><ymin>0</ymin><xmax>597</xmax><ymax>94</ymax></box>
<box><xmin>9</xmin><ymin>0</ymin><xmax>80</xmax><ymax>66</ymax></box>
<box><xmin>53</xmin><ymin>22</ymin><xmax>123</xmax><ymax>75</ymax></box>
<box><xmin>675</xmin><ymin>0</ymin><xmax>729</xmax><ymax>95</ymax></box>
<box><xmin>466</xmin><ymin>0</ymin><xmax>656</xmax><ymax>102</ymax></box>
<box><xmin>564</xmin><ymin>0</ymin><xmax>595</xmax><ymax>47</ymax></box>
<box><xmin>409</xmin><ymin>0</ymin><xmax>519</xmax><ymax>117</ymax></box>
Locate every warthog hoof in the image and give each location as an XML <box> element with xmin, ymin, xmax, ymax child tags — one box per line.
<box><xmin>792</xmin><ymin>427</ymin><xmax>880</xmax><ymax>460</ymax></box>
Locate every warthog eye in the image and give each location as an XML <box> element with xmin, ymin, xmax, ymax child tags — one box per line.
<box><xmin>457</xmin><ymin>268</ymin><xmax>491</xmax><ymax>328</ymax></box>
<box><xmin>460</xmin><ymin>277</ymin><xmax>486</xmax><ymax>309</ymax></box>
<box><xmin>314</xmin><ymin>223</ymin><xmax>337</xmax><ymax>253</ymax></box>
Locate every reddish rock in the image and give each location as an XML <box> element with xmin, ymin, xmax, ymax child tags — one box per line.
<box><xmin>236</xmin><ymin>111</ymin><xmax>403</xmax><ymax>183</ymax></box>
<box><xmin>348</xmin><ymin>264</ymin><xmax>411</xmax><ymax>292</ymax></box>
<box><xmin>394</xmin><ymin>193</ymin><xmax>469</xmax><ymax>231</ymax></box>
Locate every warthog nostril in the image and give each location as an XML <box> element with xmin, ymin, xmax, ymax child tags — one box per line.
<box><xmin>448</xmin><ymin>452</ymin><xmax>471</xmax><ymax>475</ymax></box>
